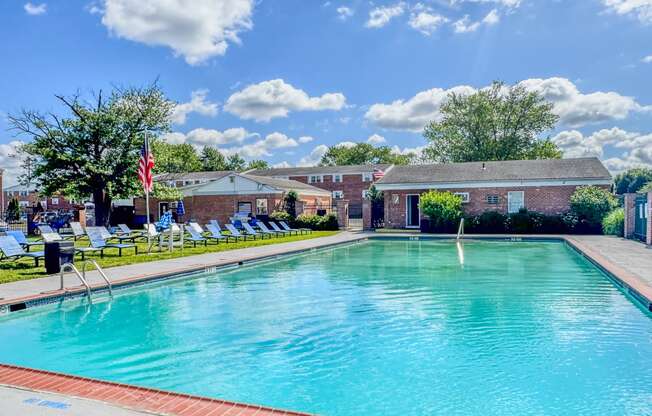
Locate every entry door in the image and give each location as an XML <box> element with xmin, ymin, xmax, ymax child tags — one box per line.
<box><xmin>406</xmin><ymin>194</ymin><xmax>420</xmax><ymax>228</ymax></box>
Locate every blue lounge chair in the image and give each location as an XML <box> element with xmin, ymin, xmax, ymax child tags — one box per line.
<box><xmin>81</xmin><ymin>227</ymin><xmax>138</xmax><ymax>259</ymax></box>
<box><xmin>0</xmin><ymin>235</ymin><xmax>45</xmax><ymax>266</ymax></box>
<box><xmin>185</xmin><ymin>227</ymin><xmax>207</xmax><ymax>247</ymax></box>
<box><xmin>269</xmin><ymin>221</ymin><xmax>297</xmax><ymax>236</ymax></box>
<box><xmin>242</xmin><ymin>222</ymin><xmax>272</xmax><ymax>239</ymax></box>
<box><xmin>205</xmin><ymin>224</ymin><xmax>237</xmax><ymax>243</ymax></box>
<box><xmin>257</xmin><ymin>222</ymin><xmax>286</xmax><ymax>237</ymax></box>
<box><xmin>6</xmin><ymin>230</ymin><xmax>43</xmax><ymax>252</ymax></box>
<box><xmin>225</xmin><ymin>223</ymin><xmax>255</xmax><ymax>241</ymax></box>
<box><xmin>117</xmin><ymin>224</ymin><xmax>144</xmax><ymax>238</ymax></box>
<box><xmin>68</xmin><ymin>222</ymin><xmax>86</xmax><ymax>240</ymax></box>
<box><xmin>280</xmin><ymin>221</ymin><xmax>311</xmax><ymax>234</ymax></box>
<box><xmin>209</xmin><ymin>220</ymin><xmax>222</xmax><ymax>231</ymax></box>
<box><xmin>38</xmin><ymin>225</ymin><xmax>64</xmax><ymax>242</ymax></box>
<box><xmin>97</xmin><ymin>226</ymin><xmax>136</xmax><ymax>243</ymax></box>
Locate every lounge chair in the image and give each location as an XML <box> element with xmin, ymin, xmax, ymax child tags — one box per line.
<box><xmin>209</xmin><ymin>220</ymin><xmax>222</xmax><ymax>232</ymax></box>
<box><xmin>257</xmin><ymin>222</ymin><xmax>286</xmax><ymax>237</ymax></box>
<box><xmin>97</xmin><ymin>226</ymin><xmax>137</xmax><ymax>243</ymax></box>
<box><xmin>0</xmin><ymin>235</ymin><xmax>45</xmax><ymax>266</ymax></box>
<box><xmin>38</xmin><ymin>225</ymin><xmax>64</xmax><ymax>242</ymax></box>
<box><xmin>242</xmin><ymin>222</ymin><xmax>273</xmax><ymax>239</ymax></box>
<box><xmin>280</xmin><ymin>221</ymin><xmax>311</xmax><ymax>234</ymax></box>
<box><xmin>68</xmin><ymin>222</ymin><xmax>86</xmax><ymax>240</ymax></box>
<box><xmin>225</xmin><ymin>223</ymin><xmax>255</xmax><ymax>241</ymax></box>
<box><xmin>185</xmin><ymin>227</ymin><xmax>207</xmax><ymax>247</ymax></box>
<box><xmin>188</xmin><ymin>222</ymin><xmax>205</xmax><ymax>235</ymax></box>
<box><xmin>6</xmin><ymin>230</ymin><xmax>43</xmax><ymax>252</ymax></box>
<box><xmin>205</xmin><ymin>224</ymin><xmax>237</xmax><ymax>243</ymax></box>
<box><xmin>269</xmin><ymin>221</ymin><xmax>297</xmax><ymax>236</ymax></box>
<box><xmin>117</xmin><ymin>224</ymin><xmax>144</xmax><ymax>238</ymax></box>
<box><xmin>79</xmin><ymin>228</ymin><xmax>138</xmax><ymax>259</ymax></box>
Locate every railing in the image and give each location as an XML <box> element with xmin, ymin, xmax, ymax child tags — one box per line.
<box><xmin>456</xmin><ymin>218</ymin><xmax>465</xmax><ymax>240</ymax></box>
<box><xmin>81</xmin><ymin>260</ymin><xmax>112</xmax><ymax>296</ymax></box>
<box><xmin>60</xmin><ymin>263</ymin><xmax>92</xmax><ymax>300</ymax></box>
<box><xmin>59</xmin><ymin>260</ymin><xmax>112</xmax><ymax>301</ymax></box>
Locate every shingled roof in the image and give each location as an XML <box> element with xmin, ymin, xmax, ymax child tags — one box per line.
<box><xmin>247</xmin><ymin>164</ymin><xmax>391</xmax><ymax>177</ymax></box>
<box><xmin>376</xmin><ymin>158</ymin><xmax>611</xmax><ymax>186</ymax></box>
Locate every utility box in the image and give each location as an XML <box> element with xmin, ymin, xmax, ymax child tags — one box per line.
<box><xmin>44</xmin><ymin>240</ymin><xmax>75</xmax><ymax>274</ymax></box>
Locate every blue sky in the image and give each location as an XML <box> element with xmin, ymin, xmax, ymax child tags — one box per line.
<box><xmin>1</xmin><ymin>0</ymin><xmax>652</xmax><ymax>184</ymax></box>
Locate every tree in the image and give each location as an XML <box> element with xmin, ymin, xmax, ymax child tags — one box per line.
<box><xmin>151</xmin><ymin>182</ymin><xmax>183</xmax><ymax>201</ymax></box>
<box><xmin>200</xmin><ymin>146</ymin><xmax>227</xmax><ymax>171</ymax></box>
<box><xmin>613</xmin><ymin>168</ymin><xmax>652</xmax><ymax>194</ymax></box>
<box><xmin>225</xmin><ymin>153</ymin><xmax>246</xmax><ymax>171</ymax></box>
<box><xmin>570</xmin><ymin>186</ymin><xmax>618</xmax><ymax>233</ymax></box>
<box><xmin>11</xmin><ymin>84</ymin><xmax>174</xmax><ymax>226</ymax></box>
<box><xmin>419</xmin><ymin>190</ymin><xmax>463</xmax><ymax>232</ymax></box>
<box><xmin>283</xmin><ymin>190</ymin><xmax>298</xmax><ymax>218</ymax></box>
<box><xmin>246</xmin><ymin>159</ymin><xmax>269</xmax><ymax>170</ymax></box>
<box><xmin>320</xmin><ymin>143</ymin><xmax>415</xmax><ymax>166</ymax></box>
<box><xmin>423</xmin><ymin>81</ymin><xmax>561</xmax><ymax>163</ymax></box>
<box><xmin>6</xmin><ymin>198</ymin><xmax>20</xmax><ymax>222</ymax></box>
<box><xmin>152</xmin><ymin>141</ymin><xmax>202</xmax><ymax>173</ymax></box>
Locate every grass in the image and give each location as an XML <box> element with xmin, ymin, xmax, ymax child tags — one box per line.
<box><xmin>0</xmin><ymin>231</ymin><xmax>339</xmax><ymax>284</ymax></box>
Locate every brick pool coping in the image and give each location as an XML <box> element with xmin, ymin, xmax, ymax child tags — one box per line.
<box><xmin>0</xmin><ymin>232</ymin><xmax>650</xmax><ymax>415</ymax></box>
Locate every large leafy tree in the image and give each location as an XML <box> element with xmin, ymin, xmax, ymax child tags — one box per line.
<box><xmin>152</xmin><ymin>141</ymin><xmax>202</xmax><ymax>173</ymax></box>
<box><xmin>225</xmin><ymin>153</ymin><xmax>246</xmax><ymax>171</ymax></box>
<box><xmin>200</xmin><ymin>146</ymin><xmax>227</xmax><ymax>171</ymax></box>
<box><xmin>613</xmin><ymin>168</ymin><xmax>652</xmax><ymax>194</ymax></box>
<box><xmin>320</xmin><ymin>143</ymin><xmax>414</xmax><ymax>166</ymax></box>
<box><xmin>423</xmin><ymin>81</ymin><xmax>561</xmax><ymax>163</ymax></box>
<box><xmin>11</xmin><ymin>84</ymin><xmax>174</xmax><ymax>226</ymax></box>
<box><xmin>246</xmin><ymin>159</ymin><xmax>269</xmax><ymax>170</ymax></box>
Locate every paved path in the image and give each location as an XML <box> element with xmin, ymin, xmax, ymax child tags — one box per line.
<box><xmin>0</xmin><ymin>231</ymin><xmax>368</xmax><ymax>303</ymax></box>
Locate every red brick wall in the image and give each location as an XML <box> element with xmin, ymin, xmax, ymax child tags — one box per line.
<box><xmin>383</xmin><ymin>185</ymin><xmax>610</xmax><ymax>229</ymax></box>
<box><xmin>3</xmin><ymin>190</ymin><xmax>74</xmax><ymax>211</ymax></box>
<box><xmin>288</xmin><ymin>174</ymin><xmax>374</xmax><ymax>206</ymax></box>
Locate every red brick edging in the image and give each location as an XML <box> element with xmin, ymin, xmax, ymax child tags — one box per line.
<box><xmin>0</xmin><ymin>364</ymin><xmax>312</xmax><ymax>416</ymax></box>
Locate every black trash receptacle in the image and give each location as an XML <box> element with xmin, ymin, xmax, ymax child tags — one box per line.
<box><xmin>44</xmin><ymin>241</ymin><xmax>75</xmax><ymax>274</ymax></box>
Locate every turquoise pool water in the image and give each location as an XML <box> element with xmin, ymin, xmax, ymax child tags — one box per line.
<box><xmin>1</xmin><ymin>240</ymin><xmax>652</xmax><ymax>415</ymax></box>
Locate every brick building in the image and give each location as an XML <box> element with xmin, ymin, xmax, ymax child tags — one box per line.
<box><xmin>137</xmin><ymin>172</ymin><xmax>331</xmax><ymax>225</ymax></box>
<box><xmin>247</xmin><ymin>164</ymin><xmax>390</xmax><ymax>217</ymax></box>
<box><xmin>374</xmin><ymin>158</ymin><xmax>612</xmax><ymax>229</ymax></box>
<box><xmin>2</xmin><ymin>183</ymin><xmax>74</xmax><ymax>211</ymax></box>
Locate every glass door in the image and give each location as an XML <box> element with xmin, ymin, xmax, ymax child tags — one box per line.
<box><xmin>406</xmin><ymin>194</ymin><xmax>420</xmax><ymax>228</ymax></box>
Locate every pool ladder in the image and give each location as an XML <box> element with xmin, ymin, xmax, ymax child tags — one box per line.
<box><xmin>456</xmin><ymin>218</ymin><xmax>465</xmax><ymax>240</ymax></box>
<box><xmin>60</xmin><ymin>260</ymin><xmax>112</xmax><ymax>302</ymax></box>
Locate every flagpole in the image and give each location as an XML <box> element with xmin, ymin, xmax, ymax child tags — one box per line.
<box><xmin>145</xmin><ymin>132</ymin><xmax>152</xmax><ymax>254</ymax></box>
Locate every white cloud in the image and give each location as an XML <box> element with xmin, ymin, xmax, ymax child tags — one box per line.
<box><xmin>298</xmin><ymin>144</ymin><xmax>329</xmax><ymax>166</ymax></box>
<box><xmin>298</xmin><ymin>136</ymin><xmax>314</xmax><ymax>144</ymax></box>
<box><xmin>552</xmin><ymin>127</ymin><xmax>652</xmax><ymax>172</ymax></box>
<box><xmin>0</xmin><ymin>141</ymin><xmax>27</xmax><ymax>187</ymax></box>
<box><xmin>222</xmin><ymin>132</ymin><xmax>301</xmax><ymax>158</ymax></box>
<box><xmin>161</xmin><ymin>127</ymin><xmax>253</xmax><ymax>146</ymax></box>
<box><xmin>337</xmin><ymin>141</ymin><xmax>357</xmax><ymax>148</ymax></box>
<box><xmin>483</xmin><ymin>9</ymin><xmax>500</xmax><ymax>25</ymax></box>
<box><xmin>365</xmin><ymin>85</ymin><xmax>475</xmax><ymax>132</ymax></box>
<box><xmin>170</xmin><ymin>90</ymin><xmax>219</xmax><ymax>125</ymax></box>
<box><xmin>409</xmin><ymin>11</ymin><xmax>448</xmax><ymax>35</ymax></box>
<box><xmin>224</xmin><ymin>79</ymin><xmax>346</xmax><ymax>122</ymax></box>
<box><xmin>519</xmin><ymin>77</ymin><xmax>651</xmax><ymax>127</ymax></box>
<box><xmin>337</xmin><ymin>6</ymin><xmax>354</xmax><ymax>20</ymax></box>
<box><xmin>366</xmin><ymin>78</ymin><xmax>651</xmax><ymax>132</ymax></box>
<box><xmin>603</xmin><ymin>0</ymin><xmax>652</xmax><ymax>24</ymax></box>
<box><xmin>642</xmin><ymin>55</ymin><xmax>652</xmax><ymax>63</ymax></box>
<box><xmin>367</xmin><ymin>134</ymin><xmax>387</xmax><ymax>144</ymax></box>
<box><xmin>365</xmin><ymin>2</ymin><xmax>405</xmax><ymax>28</ymax></box>
<box><xmin>273</xmin><ymin>161</ymin><xmax>292</xmax><ymax>168</ymax></box>
<box><xmin>24</xmin><ymin>2</ymin><xmax>46</xmax><ymax>15</ymax></box>
<box><xmin>452</xmin><ymin>15</ymin><xmax>481</xmax><ymax>32</ymax></box>
<box><xmin>99</xmin><ymin>0</ymin><xmax>254</xmax><ymax>65</ymax></box>
<box><xmin>391</xmin><ymin>144</ymin><xmax>426</xmax><ymax>158</ymax></box>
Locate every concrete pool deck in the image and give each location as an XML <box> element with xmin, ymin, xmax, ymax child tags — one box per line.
<box><xmin>1</xmin><ymin>231</ymin><xmax>651</xmax><ymax>416</ymax></box>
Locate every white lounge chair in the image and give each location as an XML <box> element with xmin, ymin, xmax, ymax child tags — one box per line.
<box><xmin>243</xmin><ymin>222</ymin><xmax>273</xmax><ymax>239</ymax></box>
<box><xmin>185</xmin><ymin>227</ymin><xmax>207</xmax><ymax>247</ymax></box>
<box><xmin>205</xmin><ymin>224</ymin><xmax>237</xmax><ymax>243</ymax></box>
<box><xmin>280</xmin><ymin>221</ymin><xmax>311</xmax><ymax>234</ymax></box>
<box><xmin>225</xmin><ymin>223</ymin><xmax>255</xmax><ymax>241</ymax></box>
<box><xmin>269</xmin><ymin>221</ymin><xmax>297</xmax><ymax>236</ymax></box>
<box><xmin>257</xmin><ymin>222</ymin><xmax>286</xmax><ymax>237</ymax></box>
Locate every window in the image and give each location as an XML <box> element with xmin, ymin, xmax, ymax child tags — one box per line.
<box><xmin>332</xmin><ymin>191</ymin><xmax>344</xmax><ymax>199</ymax></box>
<box><xmin>309</xmin><ymin>175</ymin><xmax>323</xmax><ymax>183</ymax></box>
<box><xmin>51</xmin><ymin>197</ymin><xmax>60</xmax><ymax>205</ymax></box>
<box><xmin>362</xmin><ymin>172</ymin><xmax>372</xmax><ymax>182</ymax></box>
<box><xmin>19</xmin><ymin>201</ymin><xmax>29</xmax><ymax>207</ymax></box>
<box><xmin>184</xmin><ymin>180</ymin><xmax>192</xmax><ymax>186</ymax></box>
<box><xmin>333</xmin><ymin>174</ymin><xmax>342</xmax><ymax>183</ymax></box>
<box><xmin>454</xmin><ymin>192</ymin><xmax>470</xmax><ymax>203</ymax></box>
<box><xmin>507</xmin><ymin>191</ymin><xmax>525</xmax><ymax>213</ymax></box>
<box><xmin>237</xmin><ymin>202</ymin><xmax>252</xmax><ymax>215</ymax></box>
<box><xmin>20</xmin><ymin>191</ymin><xmax>28</xmax><ymax>197</ymax></box>
<box><xmin>362</xmin><ymin>190</ymin><xmax>370</xmax><ymax>199</ymax></box>
<box><xmin>256</xmin><ymin>198</ymin><xmax>268</xmax><ymax>215</ymax></box>
<box><xmin>486</xmin><ymin>195</ymin><xmax>499</xmax><ymax>205</ymax></box>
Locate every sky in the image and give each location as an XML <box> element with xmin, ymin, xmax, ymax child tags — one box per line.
<box><xmin>1</xmin><ymin>0</ymin><xmax>652</xmax><ymax>186</ymax></box>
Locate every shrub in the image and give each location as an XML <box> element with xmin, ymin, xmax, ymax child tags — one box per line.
<box><xmin>295</xmin><ymin>213</ymin><xmax>338</xmax><ymax>231</ymax></box>
<box><xmin>420</xmin><ymin>190</ymin><xmax>463</xmax><ymax>232</ymax></box>
<box><xmin>639</xmin><ymin>181</ymin><xmax>652</xmax><ymax>193</ymax></box>
<box><xmin>283</xmin><ymin>191</ymin><xmax>298</xmax><ymax>218</ymax></box>
<box><xmin>466</xmin><ymin>211</ymin><xmax>506</xmax><ymax>233</ymax></box>
<box><xmin>570</xmin><ymin>186</ymin><xmax>618</xmax><ymax>233</ymax></box>
<box><xmin>270</xmin><ymin>210</ymin><xmax>292</xmax><ymax>223</ymax></box>
<box><xmin>602</xmin><ymin>208</ymin><xmax>624</xmax><ymax>236</ymax></box>
<box><xmin>6</xmin><ymin>198</ymin><xmax>20</xmax><ymax>222</ymax></box>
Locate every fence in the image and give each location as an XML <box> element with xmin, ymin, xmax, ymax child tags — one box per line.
<box><xmin>0</xmin><ymin>210</ymin><xmax>30</xmax><ymax>233</ymax></box>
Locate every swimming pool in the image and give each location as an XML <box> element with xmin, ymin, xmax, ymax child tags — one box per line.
<box><xmin>1</xmin><ymin>239</ymin><xmax>651</xmax><ymax>415</ymax></box>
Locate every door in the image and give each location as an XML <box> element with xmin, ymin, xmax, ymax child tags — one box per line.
<box><xmin>634</xmin><ymin>195</ymin><xmax>648</xmax><ymax>241</ymax></box>
<box><xmin>406</xmin><ymin>194</ymin><xmax>420</xmax><ymax>228</ymax></box>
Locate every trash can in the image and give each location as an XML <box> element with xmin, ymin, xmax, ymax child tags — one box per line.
<box><xmin>44</xmin><ymin>241</ymin><xmax>75</xmax><ymax>274</ymax></box>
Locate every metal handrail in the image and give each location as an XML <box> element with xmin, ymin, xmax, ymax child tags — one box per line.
<box><xmin>60</xmin><ymin>263</ymin><xmax>92</xmax><ymax>300</ymax></box>
<box><xmin>456</xmin><ymin>218</ymin><xmax>465</xmax><ymax>240</ymax></box>
<box><xmin>81</xmin><ymin>260</ymin><xmax>112</xmax><ymax>296</ymax></box>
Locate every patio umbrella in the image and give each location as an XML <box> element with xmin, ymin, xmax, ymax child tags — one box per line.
<box><xmin>177</xmin><ymin>200</ymin><xmax>185</xmax><ymax>216</ymax></box>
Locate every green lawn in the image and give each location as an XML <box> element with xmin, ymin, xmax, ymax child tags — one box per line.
<box><xmin>0</xmin><ymin>231</ymin><xmax>338</xmax><ymax>284</ymax></box>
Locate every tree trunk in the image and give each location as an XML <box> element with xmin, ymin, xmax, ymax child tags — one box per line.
<box><xmin>92</xmin><ymin>189</ymin><xmax>112</xmax><ymax>227</ymax></box>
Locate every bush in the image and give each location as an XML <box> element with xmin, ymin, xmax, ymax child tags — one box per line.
<box><xmin>420</xmin><ymin>190</ymin><xmax>463</xmax><ymax>232</ymax></box>
<box><xmin>295</xmin><ymin>213</ymin><xmax>339</xmax><ymax>231</ymax></box>
<box><xmin>466</xmin><ymin>211</ymin><xmax>506</xmax><ymax>233</ymax></box>
<box><xmin>6</xmin><ymin>198</ymin><xmax>20</xmax><ymax>222</ymax></box>
<box><xmin>270</xmin><ymin>210</ymin><xmax>292</xmax><ymax>223</ymax></box>
<box><xmin>602</xmin><ymin>208</ymin><xmax>624</xmax><ymax>236</ymax></box>
<box><xmin>466</xmin><ymin>209</ymin><xmax>575</xmax><ymax>234</ymax></box>
<box><xmin>570</xmin><ymin>186</ymin><xmax>618</xmax><ymax>233</ymax></box>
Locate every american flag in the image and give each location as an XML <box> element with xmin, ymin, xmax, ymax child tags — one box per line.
<box><xmin>138</xmin><ymin>140</ymin><xmax>155</xmax><ymax>193</ymax></box>
<box><xmin>372</xmin><ymin>168</ymin><xmax>385</xmax><ymax>181</ymax></box>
